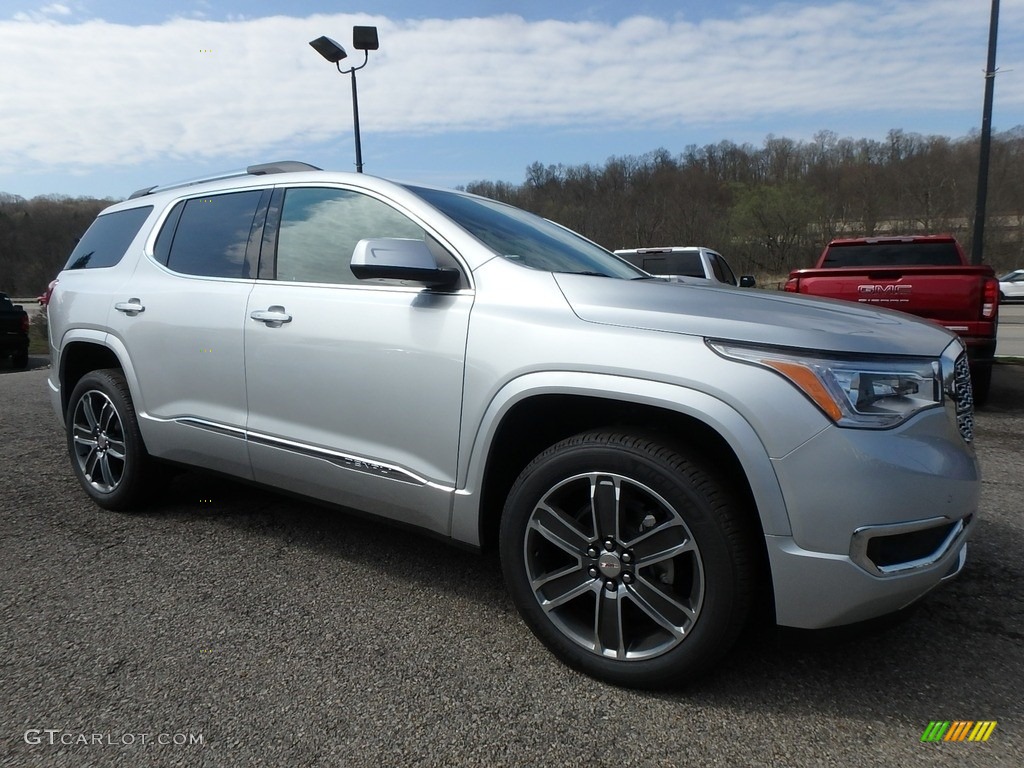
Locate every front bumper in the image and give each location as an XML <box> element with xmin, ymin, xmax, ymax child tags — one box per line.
<box><xmin>767</xmin><ymin>403</ymin><xmax>979</xmax><ymax>629</ymax></box>
<box><xmin>767</xmin><ymin>522</ymin><xmax>970</xmax><ymax>628</ymax></box>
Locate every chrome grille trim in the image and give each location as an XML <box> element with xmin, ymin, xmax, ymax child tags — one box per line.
<box><xmin>941</xmin><ymin>342</ymin><xmax>974</xmax><ymax>444</ymax></box>
<box><xmin>952</xmin><ymin>353</ymin><xmax>975</xmax><ymax>443</ymax></box>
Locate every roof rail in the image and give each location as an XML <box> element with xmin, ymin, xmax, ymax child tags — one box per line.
<box><xmin>128</xmin><ymin>161</ymin><xmax>322</xmax><ymax>199</ymax></box>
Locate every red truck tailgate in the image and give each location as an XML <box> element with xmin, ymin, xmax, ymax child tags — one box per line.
<box><xmin>788</xmin><ymin>265</ymin><xmax>995</xmax><ymax>329</ymax></box>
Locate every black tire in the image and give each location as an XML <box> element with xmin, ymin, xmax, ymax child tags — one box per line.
<box><xmin>999</xmin><ymin>291</ymin><xmax>1006</xmax><ymax>303</ymax></box>
<box><xmin>970</xmin><ymin>363</ymin><xmax>992</xmax><ymax>408</ymax></box>
<box><xmin>11</xmin><ymin>348</ymin><xmax>28</xmax><ymax>369</ymax></box>
<box><xmin>66</xmin><ymin>368</ymin><xmax>154</xmax><ymax>510</ymax></box>
<box><xmin>499</xmin><ymin>431</ymin><xmax>757</xmax><ymax>689</ymax></box>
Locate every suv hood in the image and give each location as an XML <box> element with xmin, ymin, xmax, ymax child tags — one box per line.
<box><xmin>554</xmin><ymin>274</ymin><xmax>956</xmax><ymax>357</ymax></box>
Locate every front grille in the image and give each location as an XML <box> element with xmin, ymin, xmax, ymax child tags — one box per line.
<box><xmin>953</xmin><ymin>353</ymin><xmax>974</xmax><ymax>443</ymax></box>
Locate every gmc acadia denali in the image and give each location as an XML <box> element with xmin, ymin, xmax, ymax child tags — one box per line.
<box><xmin>47</xmin><ymin>162</ymin><xmax>979</xmax><ymax>688</ymax></box>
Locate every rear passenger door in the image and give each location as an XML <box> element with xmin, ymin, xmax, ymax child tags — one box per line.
<box><xmin>106</xmin><ymin>189</ymin><xmax>267</xmax><ymax>479</ymax></box>
<box><xmin>243</xmin><ymin>186</ymin><xmax>472</xmax><ymax>535</ymax></box>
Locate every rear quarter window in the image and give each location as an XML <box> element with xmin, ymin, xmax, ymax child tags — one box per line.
<box><xmin>63</xmin><ymin>206</ymin><xmax>153</xmax><ymax>270</ymax></box>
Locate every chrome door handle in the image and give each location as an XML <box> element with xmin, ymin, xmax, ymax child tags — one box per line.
<box><xmin>114</xmin><ymin>299</ymin><xmax>145</xmax><ymax>316</ymax></box>
<box><xmin>250</xmin><ymin>306</ymin><xmax>292</xmax><ymax>327</ymax></box>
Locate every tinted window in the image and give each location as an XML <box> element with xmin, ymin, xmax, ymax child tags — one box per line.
<box><xmin>715</xmin><ymin>254</ymin><xmax>737</xmax><ymax>285</ymax></box>
<box><xmin>822</xmin><ymin>243</ymin><xmax>962</xmax><ymax>268</ymax></box>
<box><xmin>275</xmin><ymin>188</ymin><xmax>425</xmax><ymax>284</ymax></box>
<box><xmin>708</xmin><ymin>253</ymin><xmax>738</xmax><ymax>285</ymax></box>
<box><xmin>165</xmin><ymin>191</ymin><xmax>262</xmax><ymax>278</ymax></box>
<box><xmin>64</xmin><ymin>206</ymin><xmax>153</xmax><ymax>270</ymax></box>
<box><xmin>153</xmin><ymin>201</ymin><xmax>184</xmax><ymax>266</ymax></box>
<box><xmin>643</xmin><ymin>252</ymin><xmax>702</xmax><ymax>277</ymax></box>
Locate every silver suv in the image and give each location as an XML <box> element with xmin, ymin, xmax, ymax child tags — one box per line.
<box><xmin>47</xmin><ymin>162</ymin><xmax>979</xmax><ymax>689</ymax></box>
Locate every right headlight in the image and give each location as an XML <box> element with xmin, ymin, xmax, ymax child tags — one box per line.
<box><xmin>708</xmin><ymin>341</ymin><xmax>943</xmax><ymax>429</ymax></box>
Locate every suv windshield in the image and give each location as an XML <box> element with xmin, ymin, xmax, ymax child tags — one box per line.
<box><xmin>406</xmin><ymin>185</ymin><xmax>643</xmax><ymax>279</ymax></box>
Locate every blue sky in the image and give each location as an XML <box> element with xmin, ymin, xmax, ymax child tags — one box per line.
<box><xmin>1</xmin><ymin>0</ymin><xmax>1023</xmax><ymax>199</ymax></box>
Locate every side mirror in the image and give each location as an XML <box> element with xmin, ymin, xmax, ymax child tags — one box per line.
<box><xmin>350</xmin><ymin>238</ymin><xmax>460</xmax><ymax>288</ymax></box>
<box><xmin>739</xmin><ymin>275</ymin><xmax>756</xmax><ymax>288</ymax></box>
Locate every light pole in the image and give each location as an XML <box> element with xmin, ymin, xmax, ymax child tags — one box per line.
<box><xmin>310</xmin><ymin>26</ymin><xmax>379</xmax><ymax>174</ymax></box>
<box><xmin>971</xmin><ymin>0</ymin><xmax>999</xmax><ymax>265</ymax></box>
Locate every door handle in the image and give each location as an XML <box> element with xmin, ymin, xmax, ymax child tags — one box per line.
<box><xmin>250</xmin><ymin>306</ymin><xmax>292</xmax><ymax>327</ymax></box>
<box><xmin>114</xmin><ymin>299</ymin><xmax>145</xmax><ymax>316</ymax></box>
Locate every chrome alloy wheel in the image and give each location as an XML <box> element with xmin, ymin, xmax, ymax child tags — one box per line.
<box><xmin>71</xmin><ymin>389</ymin><xmax>128</xmax><ymax>494</ymax></box>
<box><xmin>523</xmin><ymin>472</ymin><xmax>705</xmax><ymax>661</ymax></box>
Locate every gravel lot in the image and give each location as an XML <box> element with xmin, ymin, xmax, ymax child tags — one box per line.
<box><xmin>1</xmin><ymin>364</ymin><xmax>1021</xmax><ymax>767</ymax></box>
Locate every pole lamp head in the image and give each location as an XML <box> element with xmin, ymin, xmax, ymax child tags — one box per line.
<box><xmin>352</xmin><ymin>26</ymin><xmax>379</xmax><ymax>51</ymax></box>
<box><xmin>309</xmin><ymin>35</ymin><xmax>347</xmax><ymax>64</ymax></box>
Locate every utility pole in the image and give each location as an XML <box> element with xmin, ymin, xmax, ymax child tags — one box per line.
<box><xmin>971</xmin><ymin>0</ymin><xmax>1000</xmax><ymax>265</ymax></box>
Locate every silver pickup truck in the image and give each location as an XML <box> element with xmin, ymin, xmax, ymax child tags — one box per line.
<box><xmin>47</xmin><ymin>163</ymin><xmax>979</xmax><ymax>689</ymax></box>
<box><xmin>614</xmin><ymin>245</ymin><xmax>756</xmax><ymax>287</ymax></box>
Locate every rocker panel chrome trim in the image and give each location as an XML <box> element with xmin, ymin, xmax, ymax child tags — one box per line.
<box><xmin>176</xmin><ymin>417</ymin><xmax>450</xmax><ymax>489</ymax></box>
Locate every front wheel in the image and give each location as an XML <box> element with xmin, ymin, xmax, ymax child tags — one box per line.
<box><xmin>66</xmin><ymin>368</ymin><xmax>154</xmax><ymax>510</ymax></box>
<box><xmin>499</xmin><ymin>432</ymin><xmax>757</xmax><ymax>689</ymax></box>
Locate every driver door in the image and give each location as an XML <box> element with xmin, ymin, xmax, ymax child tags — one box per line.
<box><xmin>244</xmin><ymin>186</ymin><xmax>473</xmax><ymax>535</ymax></box>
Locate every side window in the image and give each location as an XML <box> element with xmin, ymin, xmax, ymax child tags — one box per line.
<box><xmin>716</xmin><ymin>255</ymin><xmax>737</xmax><ymax>286</ymax></box>
<box><xmin>275</xmin><ymin>187</ymin><xmax>426</xmax><ymax>284</ymax></box>
<box><xmin>163</xmin><ymin>191</ymin><xmax>263</xmax><ymax>278</ymax></box>
<box><xmin>64</xmin><ymin>206</ymin><xmax>153</xmax><ymax>270</ymax></box>
<box><xmin>708</xmin><ymin>254</ymin><xmax>731</xmax><ymax>284</ymax></box>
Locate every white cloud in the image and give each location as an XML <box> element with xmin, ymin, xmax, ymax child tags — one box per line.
<box><xmin>0</xmin><ymin>1</ymin><xmax>1021</xmax><ymax>176</ymax></box>
<box><xmin>12</xmin><ymin>2</ymin><xmax>73</xmax><ymax>22</ymax></box>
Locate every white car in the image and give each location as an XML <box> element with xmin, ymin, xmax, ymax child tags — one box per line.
<box><xmin>999</xmin><ymin>269</ymin><xmax>1024</xmax><ymax>303</ymax></box>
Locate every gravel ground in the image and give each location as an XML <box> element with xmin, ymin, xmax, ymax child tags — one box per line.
<box><xmin>1</xmin><ymin>365</ymin><xmax>1021</xmax><ymax>768</ymax></box>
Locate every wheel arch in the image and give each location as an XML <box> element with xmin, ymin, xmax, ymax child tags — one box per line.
<box><xmin>58</xmin><ymin>332</ymin><xmax>138</xmax><ymax>417</ymax></box>
<box><xmin>453</xmin><ymin>373</ymin><xmax>791</xmax><ymax>556</ymax></box>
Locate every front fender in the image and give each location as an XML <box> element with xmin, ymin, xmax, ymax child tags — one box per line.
<box><xmin>450</xmin><ymin>371</ymin><xmax>792</xmax><ymax>547</ymax></box>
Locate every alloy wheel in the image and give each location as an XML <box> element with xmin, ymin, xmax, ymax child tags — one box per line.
<box><xmin>523</xmin><ymin>471</ymin><xmax>705</xmax><ymax>661</ymax></box>
<box><xmin>71</xmin><ymin>389</ymin><xmax>127</xmax><ymax>494</ymax></box>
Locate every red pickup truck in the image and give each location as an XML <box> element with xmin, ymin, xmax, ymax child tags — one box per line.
<box><xmin>784</xmin><ymin>235</ymin><xmax>999</xmax><ymax>403</ymax></box>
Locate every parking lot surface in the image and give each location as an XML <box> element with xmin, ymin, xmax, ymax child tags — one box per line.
<box><xmin>1</xmin><ymin>366</ymin><xmax>1021</xmax><ymax>767</ymax></box>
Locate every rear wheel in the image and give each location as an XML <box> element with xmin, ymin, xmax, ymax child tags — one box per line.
<box><xmin>11</xmin><ymin>348</ymin><xmax>28</xmax><ymax>369</ymax></box>
<box><xmin>66</xmin><ymin>369</ymin><xmax>153</xmax><ymax>510</ymax></box>
<box><xmin>499</xmin><ymin>431</ymin><xmax>757</xmax><ymax>689</ymax></box>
